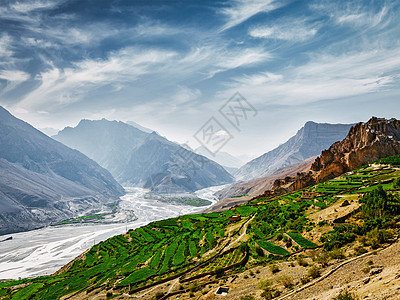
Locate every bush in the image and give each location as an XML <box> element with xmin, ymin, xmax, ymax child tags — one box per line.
<box><xmin>269</xmin><ymin>264</ymin><xmax>280</xmax><ymax>274</ymax></box>
<box><xmin>297</xmin><ymin>256</ymin><xmax>308</xmax><ymax>267</ymax></box>
<box><xmin>314</xmin><ymin>252</ymin><xmax>329</xmax><ymax>267</ymax></box>
<box><xmin>354</xmin><ymin>245</ymin><xmax>368</xmax><ymax>255</ymax></box>
<box><xmin>258</xmin><ymin>279</ymin><xmax>272</xmax><ymax>291</ymax></box>
<box><xmin>329</xmin><ymin>248</ymin><xmax>345</xmax><ymax>259</ymax></box>
<box><xmin>279</xmin><ymin>275</ymin><xmax>293</xmax><ymax>288</ymax></box>
<box><xmin>154</xmin><ymin>292</ymin><xmax>164</xmax><ymax>299</ymax></box>
<box><xmin>332</xmin><ymin>289</ymin><xmax>358</xmax><ymax>300</ymax></box>
<box><xmin>255</xmin><ymin>246</ymin><xmax>264</xmax><ymax>257</ymax></box>
<box><xmin>241</xmin><ymin>296</ymin><xmax>255</xmax><ymax>300</ymax></box>
<box><xmin>308</xmin><ymin>265</ymin><xmax>321</xmax><ymax>279</ymax></box>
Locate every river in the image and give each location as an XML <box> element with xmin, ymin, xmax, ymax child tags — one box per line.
<box><xmin>0</xmin><ymin>185</ymin><xmax>226</xmax><ymax>280</ymax></box>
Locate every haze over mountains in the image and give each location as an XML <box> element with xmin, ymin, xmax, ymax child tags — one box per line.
<box><xmin>0</xmin><ymin>107</ymin><xmax>124</xmax><ymax>235</ymax></box>
<box><xmin>235</xmin><ymin>121</ymin><xmax>354</xmax><ymax>181</ymax></box>
<box><xmin>54</xmin><ymin>119</ymin><xmax>234</xmax><ymax>193</ymax></box>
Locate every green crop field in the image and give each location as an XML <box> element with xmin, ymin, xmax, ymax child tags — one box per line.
<box><xmin>257</xmin><ymin>240</ymin><xmax>290</xmax><ymax>256</ymax></box>
<box><xmin>287</xmin><ymin>232</ymin><xmax>318</xmax><ymax>248</ymax></box>
<box><xmin>5</xmin><ymin>159</ymin><xmax>400</xmax><ymax>299</ymax></box>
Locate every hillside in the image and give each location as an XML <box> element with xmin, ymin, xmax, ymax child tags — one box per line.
<box><xmin>206</xmin><ymin>157</ymin><xmax>316</xmax><ymax>213</ymax></box>
<box><xmin>235</xmin><ymin>121</ymin><xmax>353</xmax><ymax>181</ymax></box>
<box><xmin>54</xmin><ymin>119</ymin><xmax>233</xmax><ymax>193</ymax></box>
<box><xmin>3</xmin><ymin>154</ymin><xmax>400</xmax><ymax>299</ymax></box>
<box><xmin>273</xmin><ymin>117</ymin><xmax>400</xmax><ymax>195</ymax></box>
<box><xmin>0</xmin><ymin>107</ymin><xmax>124</xmax><ymax>235</ymax></box>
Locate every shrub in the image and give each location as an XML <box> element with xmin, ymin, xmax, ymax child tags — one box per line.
<box><xmin>255</xmin><ymin>246</ymin><xmax>265</xmax><ymax>257</ymax></box>
<box><xmin>269</xmin><ymin>264</ymin><xmax>280</xmax><ymax>274</ymax></box>
<box><xmin>258</xmin><ymin>279</ymin><xmax>272</xmax><ymax>291</ymax></box>
<box><xmin>308</xmin><ymin>265</ymin><xmax>321</xmax><ymax>279</ymax></box>
<box><xmin>354</xmin><ymin>245</ymin><xmax>368</xmax><ymax>255</ymax></box>
<box><xmin>297</xmin><ymin>256</ymin><xmax>308</xmax><ymax>267</ymax></box>
<box><xmin>279</xmin><ymin>275</ymin><xmax>293</xmax><ymax>288</ymax></box>
<box><xmin>260</xmin><ymin>290</ymin><xmax>273</xmax><ymax>300</ymax></box>
<box><xmin>329</xmin><ymin>248</ymin><xmax>345</xmax><ymax>259</ymax></box>
<box><xmin>154</xmin><ymin>292</ymin><xmax>164</xmax><ymax>299</ymax></box>
<box><xmin>241</xmin><ymin>296</ymin><xmax>255</xmax><ymax>300</ymax></box>
<box><xmin>314</xmin><ymin>252</ymin><xmax>329</xmax><ymax>267</ymax></box>
<box><xmin>332</xmin><ymin>290</ymin><xmax>358</xmax><ymax>300</ymax></box>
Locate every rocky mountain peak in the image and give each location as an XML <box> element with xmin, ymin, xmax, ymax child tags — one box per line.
<box><xmin>312</xmin><ymin>117</ymin><xmax>400</xmax><ymax>180</ymax></box>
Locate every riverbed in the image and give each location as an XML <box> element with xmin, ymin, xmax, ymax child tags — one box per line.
<box><xmin>0</xmin><ymin>185</ymin><xmax>225</xmax><ymax>280</ymax></box>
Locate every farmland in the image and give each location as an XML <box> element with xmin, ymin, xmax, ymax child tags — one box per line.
<box><xmin>2</xmin><ymin>160</ymin><xmax>400</xmax><ymax>299</ymax></box>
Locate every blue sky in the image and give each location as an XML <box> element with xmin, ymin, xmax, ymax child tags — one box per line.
<box><xmin>1</xmin><ymin>0</ymin><xmax>400</xmax><ymax>158</ymax></box>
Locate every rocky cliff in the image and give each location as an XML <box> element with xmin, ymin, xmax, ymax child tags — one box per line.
<box><xmin>311</xmin><ymin>117</ymin><xmax>400</xmax><ymax>182</ymax></box>
<box><xmin>271</xmin><ymin>117</ymin><xmax>400</xmax><ymax>194</ymax></box>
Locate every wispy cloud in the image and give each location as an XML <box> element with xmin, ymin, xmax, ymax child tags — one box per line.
<box><xmin>249</xmin><ymin>18</ymin><xmax>319</xmax><ymax>41</ymax></box>
<box><xmin>221</xmin><ymin>48</ymin><xmax>400</xmax><ymax>105</ymax></box>
<box><xmin>220</xmin><ymin>0</ymin><xmax>280</xmax><ymax>31</ymax></box>
<box><xmin>0</xmin><ymin>34</ymin><xmax>13</xmax><ymax>58</ymax></box>
<box><xmin>0</xmin><ymin>70</ymin><xmax>30</xmax><ymax>94</ymax></box>
<box><xmin>10</xmin><ymin>0</ymin><xmax>61</xmax><ymax>13</ymax></box>
<box><xmin>17</xmin><ymin>48</ymin><xmax>177</xmax><ymax>109</ymax></box>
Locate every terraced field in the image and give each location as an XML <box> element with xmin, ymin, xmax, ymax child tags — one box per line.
<box><xmin>2</xmin><ymin>158</ymin><xmax>400</xmax><ymax>299</ymax></box>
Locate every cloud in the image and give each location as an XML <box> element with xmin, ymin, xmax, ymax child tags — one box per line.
<box><xmin>17</xmin><ymin>47</ymin><xmax>177</xmax><ymax>110</ymax></box>
<box><xmin>0</xmin><ymin>70</ymin><xmax>30</xmax><ymax>94</ymax></box>
<box><xmin>0</xmin><ymin>70</ymin><xmax>30</xmax><ymax>82</ymax></box>
<box><xmin>0</xmin><ymin>34</ymin><xmax>13</xmax><ymax>58</ymax></box>
<box><xmin>221</xmin><ymin>48</ymin><xmax>400</xmax><ymax>106</ymax></box>
<box><xmin>172</xmin><ymin>86</ymin><xmax>202</xmax><ymax>105</ymax></box>
<box><xmin>220</xmin><ymin>0</ymin><xmax>280</xmax><ymax>31</ymax></box>
<box><xmin>311</xmin><ymin>2</ymin><xmax>392</xmax><ymax>31</ymax></box>
<box><xmin>10</xmin><ymin>1</ymin><xmax>57</xmax><ymax>13</ymax></box>
<box><xmin>249</xmin><ymin>19</ymin><xmax>319</xmax><ymax>41</ymax></box>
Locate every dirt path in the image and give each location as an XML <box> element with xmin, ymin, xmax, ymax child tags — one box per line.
<box><xmin>224</xmin><ymin>215</ymin><xmax>255</xmax><ymax>251</ymax></box>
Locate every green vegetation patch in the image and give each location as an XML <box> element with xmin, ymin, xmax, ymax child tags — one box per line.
<box><xmin>118</xmin><ymin>267</ymin><xmax>155</xmax><ymax>286</ymax></box>
<box><xmin>236</xmin><ymin>205</ymin><xmax>257</xmax><ymax>217</ymax></box>
<box><xmin>257</xmin><ymin>240</ymin><xmax>290</xmax><ymax>256</ymax></box>
<box><xmin>173</xmin><ymin>241</ymin><xmax>186</xmax><ymax>265</ymax></box>
<box><xmin>287</xmin><ymin>232</ymin><xmax>318</xmax><ymax>248</ymax></box>
<box><xmin>11</xmin><ymin>282</ymin><xmax>44</xmax><ymax>300</ymax></box>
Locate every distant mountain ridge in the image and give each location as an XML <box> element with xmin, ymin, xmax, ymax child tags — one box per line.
<box><xmin>235</xmin><ymin>121</ymin><xmax>354</xmax><ymax>181</ymax></box>
<box><xmin>54</xmin><ymin>119</ymin><xmax>234</xmax><ymax>193</ymax></box>
<box><xmin>0</xmin><ymin>107</ymin><xmax>124</xmax><ymax>235</ymax></box>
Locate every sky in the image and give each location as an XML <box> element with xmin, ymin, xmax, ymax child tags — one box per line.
<box><xmin>1</xmin><ymin>0</ymin><xmax>400</xmax><ymax>159</ymax></box>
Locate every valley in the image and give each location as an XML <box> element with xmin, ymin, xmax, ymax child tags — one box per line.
<box><xmin>2</xmin><ymin>156</ymin><xmax>400</xmax><ymax>299</ymax></box>
<box><xmin>0</xmin><ymin>185</ymin><xmax>222</xmax><ymax>281</ymax></box>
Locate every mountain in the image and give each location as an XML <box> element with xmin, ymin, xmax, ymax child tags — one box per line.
<box><xmin>272</xmin><ymin>117</ymin><xmax>400</xmax><ymax>194</ymax></box>
<box><xmin>54</xmin><ymin>119</ymin><xmax>234</xmax><ymax>193</ymax></box>
<box><xmin>0</xmin><ymin>107</ymin><xmax>124</xmax><ymax>235</ymax></box>
<box><xmin>195</xmin><ymin>146</ymin><xmax>245</xmax><ymax>174</ymax></box>
<box><xmin>126</xmin><ymin>121</ymin><xmax>153</xmax><ymax>134</ymax></box>
<box><xmin>235</xmin><ymin>121</ymin><xmax>354</xmax><ymax>181</ymax></box>
<box><xmin>312</xmin><ymin>117</ymin><xmax>400</xmax><ymax>182</ymax></box>
<box><xmin>207</xmin><ymin>156</ymin><xmax>316</xmax><ymax>212</ymax></box>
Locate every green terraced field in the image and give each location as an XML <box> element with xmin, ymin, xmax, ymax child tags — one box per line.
<box><xmin>257</xmin><ymin>240</ymin><xmax>290</xmax><ymax>256</ymax></box>
<box><xmin>3</xmin><ymin>161</ymin><xmax>399</xmax><ymax>299</ymax></box>
<box><xmin>287</xmin><ymin>232</ymin><xmax>318</xmax><ymax>248</ymax></box>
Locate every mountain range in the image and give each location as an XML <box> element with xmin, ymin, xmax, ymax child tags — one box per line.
<box><xmin>0</xmin><ymin>107</ymin><xmax>124</xmax><ymax>235</ymax></box>
<box><xmin>54</xmin><ymin>119</ymin><xmax>234</xmax><ymax>193</ymax></box>
<box><xmin>234</xmin><ymin>121</ymin><xmax>354</xmax><ymax>181</ymax></box>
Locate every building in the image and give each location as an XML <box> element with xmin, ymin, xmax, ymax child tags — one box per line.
<box><xmin>301</xmin><ymin>191</ymin><xmax>318</xmax><ymax>199</ymax></box>
<box><xmin>229</xmin><ymin>215</ymin><xmax>242</xmax><ymax>223</ymax></box>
